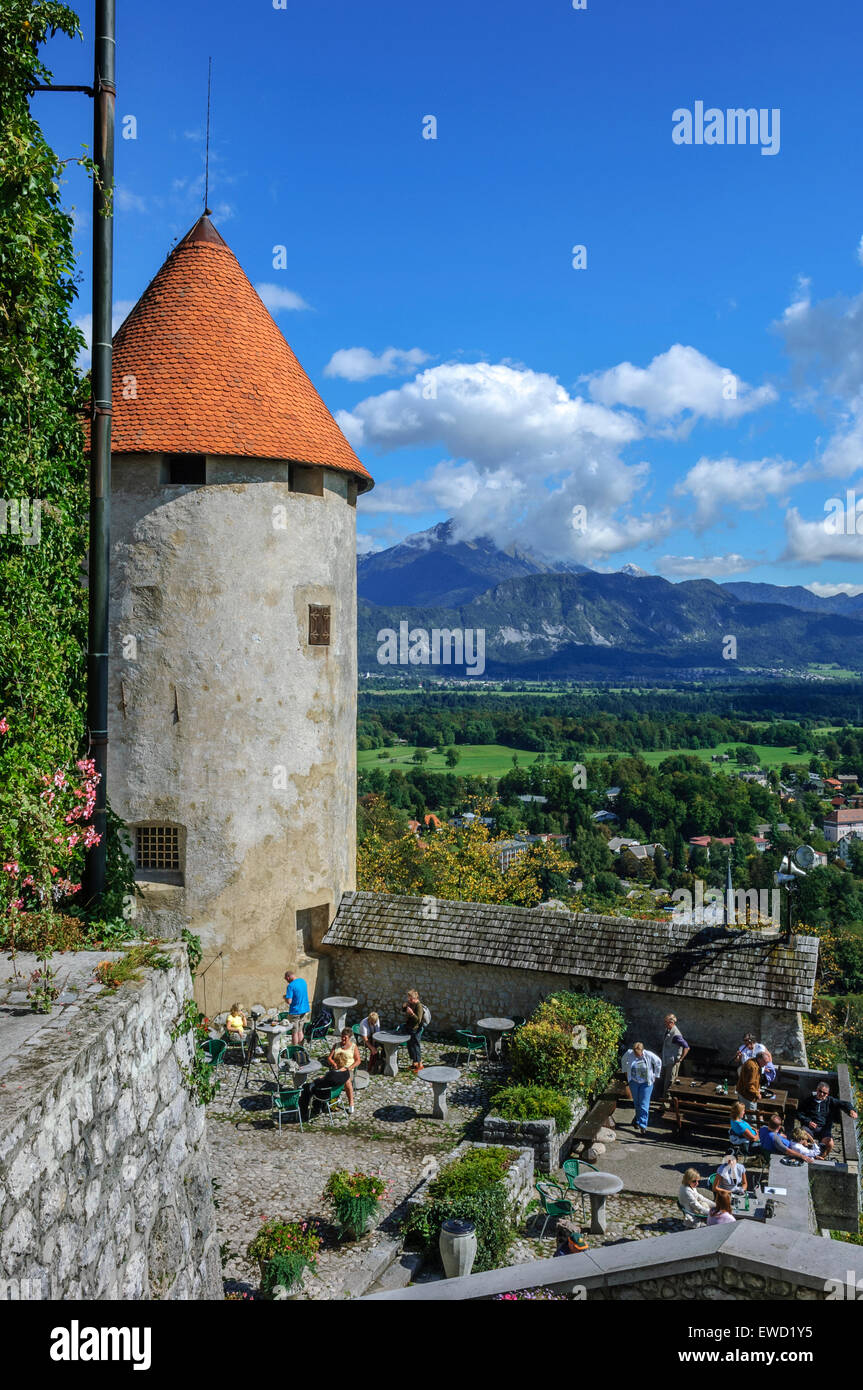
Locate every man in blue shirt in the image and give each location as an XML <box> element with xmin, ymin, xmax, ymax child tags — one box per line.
<box><xmin>759</xmin><ymin>1114</ymin><xmax>814</xmax><ymax>1163</ymax></box>
<box><xmin>284</xmin><ymin>971</ymin><xmax>310</xmax><ymax>1046</ymax></box>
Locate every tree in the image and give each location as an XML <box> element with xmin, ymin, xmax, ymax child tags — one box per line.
<box><xmin>412</xmin><ymin>748</ymin><xmax>428</xmax><ymax>764</ymax></box>
<box><xmin>445</xmin><ymin>747</ymin><xmax>460</xmax><ymax>768</ymax></box>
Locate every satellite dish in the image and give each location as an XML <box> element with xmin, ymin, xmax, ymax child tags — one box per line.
<box><xmin>794</xmin><ymin>845</ymin><xmax>816</xmax><ymax>870</ymax></box>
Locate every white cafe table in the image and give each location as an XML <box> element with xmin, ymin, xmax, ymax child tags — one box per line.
<box><xmin>323</xmin><ymin>995</ymin><xmax>358</xmax><ymax>1033</ymax></box>
<box><xmin>420</xmin><ymin>1066</ymin><xmax>461</xmax><ymax>1120</ymax></box>
<box><xmin>476</xmin><ymin>1016</ymin><xmax>515</xmax><ymax>1058</ymax></box>
<box><xmin>373</xmin><ymin>1031</ymin><xmax>410</xmax><ymax>1078</ymax></box>
<box><xmin>256</xmin><ymin>1021</ymin><xmax>289</xmax><ymax>1065</ymax></box>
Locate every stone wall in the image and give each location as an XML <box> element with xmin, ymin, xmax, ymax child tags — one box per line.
<box><xmin>326</xmin><ymin>947</ymin><xmax>807</xmax><ymax>1063</ymax></box>
<box><xmin>482</xmin><ymin>1101</ymin><xmax>588</xmax><ymax>1172</ymax></box>
<box><xmin>0</xmin><ymin>943</ymin><xmax>220</xmax><ymax>1300</ymax></box>
<box><xmin>364</xmin><ymin>1219</ymin><xmax>863</xmax><ymax>1302</ymax></box>
<box><xmin>407</xmin><ymin>1140</ymin><xmax>535</xmax><ymax>1220</ymax></box>
<box><xmin>109</xmin><ymin>455</ymin><xmax>358</xmax><ymax>1007</ymax></box>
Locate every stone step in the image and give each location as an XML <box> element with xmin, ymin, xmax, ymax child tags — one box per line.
<box><xmin>365</xmin><ymin>1250</ymin><xmax>425</xmax><ymax>1294</ymax></box>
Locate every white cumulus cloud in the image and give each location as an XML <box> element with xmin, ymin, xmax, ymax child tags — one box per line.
<box><xmin>585</xmin><ymin>344</ymin><xmax>776</xmax><ymax>427</ymax></box>
<box><xmin>676</xmin><ymin>456</ymin><xmax>806</xmax><ymax>529</ymax></box>
<box><xmin>255</xmin><ymin>283</ymin><xmax>311</xmax><ymax>313</ymax></box>
<box><xmin>658</xmin><ymin>553</ymin><xmax>752</xmax><ymax>579</ymax></box>
<box><xmin>324</xmin><ymin>346</ymin><xmax>431</xmax><ymax>381</ymax></box>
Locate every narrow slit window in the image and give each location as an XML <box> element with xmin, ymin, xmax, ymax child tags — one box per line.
<box><xmin>308</xmin><ymin>604</ymin><xmax>331</xmax><ymax>646</ymax></box>
<box><xmin>136</xmin><ymin>825</ymin><xmax>180</xmax><ymax>873</ymax></box>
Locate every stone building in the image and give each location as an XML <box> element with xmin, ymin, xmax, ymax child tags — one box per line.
<box><xmin>322</xmin><ymin>892</ymin><xmax>819</xmax><ymax>1061</ymax></box>
<box><xmin>105</xmin><ymin>216</ymin><xmax>373</xmax><ymax>1008</ymax></box>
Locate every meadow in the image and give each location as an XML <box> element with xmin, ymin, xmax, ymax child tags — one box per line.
<box><xmin>358</xmin><ymin>740</ymin><xmax>815</xmax><ymax>779</ymax></box>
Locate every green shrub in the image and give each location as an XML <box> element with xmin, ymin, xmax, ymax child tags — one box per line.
<box><xmin>428</xmin><ymin>1145</ymin><xmax>515</xmax><ymax>1199</ymax></box>
<box><xmin>491</xmin><ymin>1083</ymin><xmax>573</xmax><ymax>1131</ymax></box>
<box><xmin>510</xmin><ymin>991</ymin><xmax>625</xmax><ymax>1099</ymax></box>
<box><xmin>403</xmin><ymin>1146</ymin><xmax>517</xmax><ymax>1271</ymax></box>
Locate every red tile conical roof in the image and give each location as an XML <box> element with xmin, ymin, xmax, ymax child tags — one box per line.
<box><xmin>104</xmin><ymin>215</ymin><xmax>373</xmax><ymax>490</ymax></box>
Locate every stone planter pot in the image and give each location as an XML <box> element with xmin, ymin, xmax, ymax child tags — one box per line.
<box><xmin>439</xmin><ymin>1219</ymin><xmax>477</xmax><ymax>1278</ymax></box>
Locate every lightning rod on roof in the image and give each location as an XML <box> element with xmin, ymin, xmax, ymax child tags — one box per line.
<box><xmin>204</xmin><ymin>56</ymin><xmax>213</xmax><ymax>215</ymax></box>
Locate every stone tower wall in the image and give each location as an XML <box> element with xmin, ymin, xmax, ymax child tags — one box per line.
<box><xmin>108</xmin><ymin>454</ymin><xmax>357</xmax><ymax>1009</ymax></box>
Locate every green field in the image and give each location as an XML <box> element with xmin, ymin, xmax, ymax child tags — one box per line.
<box><xmin>359</xmin><ymin>743</ymin><xmax>546</xmax><ymax>777</ymax></box>
<box><xmin>359</xmin><ymin>739</ymin><xmax>814</xmax><ymax>779</ymax></box>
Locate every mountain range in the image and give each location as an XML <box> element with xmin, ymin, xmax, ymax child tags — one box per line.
<box><xmin>357</xmin><ymin>522</ymin><xmax>863</xmax><ymax>676</ymax></box>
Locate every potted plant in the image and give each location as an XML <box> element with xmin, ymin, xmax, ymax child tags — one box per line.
<box><xmin>247</xmin><ymin>1219</ymin><xmax>320</xmax><ymax>1298</ymax></box>
<box><xmin>324</xmin><ymin>1170</ymin><xmax>388</xmax><ymax>1241</ymax></box>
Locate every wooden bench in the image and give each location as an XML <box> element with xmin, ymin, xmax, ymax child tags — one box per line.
<box><xmin>573</xmin><ymin>1077</ymin><xmax>627</xmax><ymax>1155</ymax></box>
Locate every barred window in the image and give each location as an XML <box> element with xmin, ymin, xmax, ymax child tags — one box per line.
<box><xmin>136</xmin><ymin>825</ymin><xmax>180</xmax><ymax>873</ymax></box>
<box><xmin>308</xmin><ymin>604</ymin><xmax>331</xmax><ymax>646</ymax></box>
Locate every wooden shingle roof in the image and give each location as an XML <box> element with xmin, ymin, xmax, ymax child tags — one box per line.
<box><xmin>324</xmin><ymin>892</ymin><xmax>819</xmax><ymax>1012</ymax></box>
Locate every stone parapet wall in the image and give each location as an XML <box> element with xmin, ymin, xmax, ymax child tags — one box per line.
<box><xmin>0</xmin><ymin>943</ymin><xmax>221</xmax><ymax>1300</ymax></box>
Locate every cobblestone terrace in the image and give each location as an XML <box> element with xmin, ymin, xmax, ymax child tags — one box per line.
<box><xmin>208</xmin><ymin>1038</ymin><xmax>694</xmax><ymax>1299</ymax></box>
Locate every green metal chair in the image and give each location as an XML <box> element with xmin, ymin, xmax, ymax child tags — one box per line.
<box><xmin>201</xmin><ymin>1038</ymin><xmax>227</xmax><ymax>1066</ymax></box>
<box><xmin>677</xmin><ymin>1194</ymin><xmax>708</xmax><ymax>1225</ymax></box>
<box><xmin>562</xmin><ymin>1157</ymin><xmax>598</xmax><ymax>1220</ymax></box>
<box><xmin>272</xmin><ymin>1087</ymin><xmax>304</xmax><ymax>1134</ymax></box>
<box><xmin>534</xmin><ymin>1180</ymin><xmax>575</xmax><ymax>1239</ymax></box>
<box><xmin>277</xmin><ymin>1044</ymin><xmax>310</xmax><ymax>1074</ymax></box>
<box><xmin>306</xmin><ymin>1011</ymin><xmax>332</xmax><ymax>1044</ymax></box>
<box><xmin>455</xmin><ymin>1029</ymin><xmax>489</xmax><ymax>1068</ymax></box>
<box><xmin>312</xmin><ymin>1080</ymin><xmax>347</xmax><ymax>1125</ymax></box>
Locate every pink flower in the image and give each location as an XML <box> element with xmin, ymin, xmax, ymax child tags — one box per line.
<box><xmin>0</xmin><ymin>717</ymin><xmax>8</xmax><ymax>734</ymax></box>
<box><xmin>21</xmin><ymin>875</ymin><xmax>34</xmax><ymax>888</ymax></box>
<box><xmin>82</xmin><ymin>827</ymin><xmax>101</xmax><ymax>848</ymax></box>
<box><xmin>2</xmin><ymin>862</ymin><xmax>19</xmax><ymax>876</ymax></box>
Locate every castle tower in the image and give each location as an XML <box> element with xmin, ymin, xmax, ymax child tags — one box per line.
<box><xmin>105</xmin><ymin>215</ymin><xmax>373</xmax><ymax>1008</ymax></box>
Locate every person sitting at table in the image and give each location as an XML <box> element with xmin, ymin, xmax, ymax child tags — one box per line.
<box><xmin>326</xmin><ymin>1028</ymin><xmax>361</xmax><ymax>1114</ymax></box>
<box><xmin>729</xmin><ymin>1102</ymin><xmax>759</xmax><ymax>1155</ymax></box>
<box><xmin>797</xmin><ymin>1080</ymin><xmax>858</xmax><ymax>1157</ymax></box>
<box><xmin>298</xmin><ymin>1064</ymin><xmax>351</xmax><ymax>1122</ymax></box>
<box><xmin>677</xmin><ymin>1169</ymin><xmax>716</xmax><ymax>1225</ymax></box>
<box><xmin>736</xmin><ymin>1055</ymin><xmax>761</xmax><ymax>1114</ymax></box>
<box><xmin>787</xmin><ymin>1126</ymin><xmax>823</xmax><ymax>1159</ymax></box>
<box><xmin>707</xmin><ymin>1189</ymin><xmax>736</xmax><ymax>1225</ymax></box>
<box><xmin>225</xmin><ymin>1003</ymin><xmax>247</xmax><ymax>1040</ymax></box>
<box><xmin>735</xmin><ymin>1033</ymin><xmax>768</xmax><ymax>1066</ymax></box>
<box><xmin>758</xmin><ymin>1114</ymin><xmax>816</xmax><ymax>1163</ymax></box>
<box><xmin>358</xmin><ymin>1011</ymin><xmax>382</xmax><ymax>1071</ymax></box>
<box><xmin>714</xmin><ymin>1151</ymin><xmax>747</xmax><ymax>1195</ymax></box>
<box><xmin>620</xmin><ymin>1041</ymin><xmax>662</xmax><ymax>1134</ymax></box>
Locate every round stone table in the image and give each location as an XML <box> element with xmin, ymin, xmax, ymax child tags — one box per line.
<box><xmin>419</xmin><ymin>1066</ymin><xmax>461</xmax><ymax>1120</ymax></box>
<box><xmin>570</xmin><ymin>1171</ymin><xmax>624</xmax><ymax>1234</ymax></box>
<box><xmin>323</xmin><ymin>995</ymin><xmax>358</xmax><ymax>1034</ymax></box>
<box><xmin>294</xmin><ymin>1058</ymin><xmax>323</xmax><ymax>1087</ymax></box>
<box><xmin>257</xmin><ymin>1021</ymin><xmax>290</xmax><ymax>1065</ymax></box>
<box><xmin>476</xmin><ymin>1016</ymin><xmax>515</xmax><ymax>1058</ymax></box>
<box><xmin>373</xmin><ymin>1031</ymin><xmax>410</xmax><ymax>1078</ymax></box>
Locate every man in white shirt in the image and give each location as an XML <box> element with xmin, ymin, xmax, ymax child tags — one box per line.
<box><xmin>621</xmin><ymin>1041</ymin><xmax>662</xmax><ymax>1134</ymax></box>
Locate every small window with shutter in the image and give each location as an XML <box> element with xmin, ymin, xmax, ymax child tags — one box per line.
<box><xmin>308</xmin><ymin>604</ymin><xmax>331</xmax><ymax>646</ymax></box>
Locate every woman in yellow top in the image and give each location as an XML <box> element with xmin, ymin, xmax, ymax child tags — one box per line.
<box><xmin>326</xmin><ymin>1028</ymin><xmax>361</xmax><ymax>1114</ymax></box>
<box><xmin>225</xmin><ymin>1004</ymin><xmax>247</xmax><ymax>1040</ymax></box>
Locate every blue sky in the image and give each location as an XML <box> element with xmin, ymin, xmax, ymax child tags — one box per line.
<box><xmin>37</xmin><ymin>0</ymin><xmax>863</xmax><ymax>593</ymax></box>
